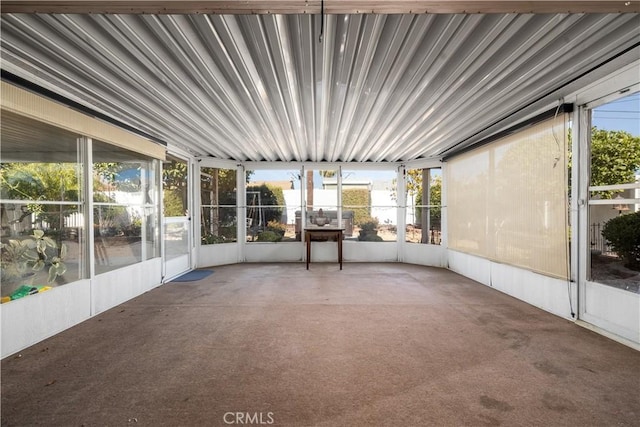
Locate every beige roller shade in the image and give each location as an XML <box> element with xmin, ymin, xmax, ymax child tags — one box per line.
<box><xmin>447</xmin><ymin>115</ymin><xmax>569</xmax><ymax>280</ymax></box>
<box><xmin>1</xmin><ymin>82</ymin><xmax>165</xmax><ymax>160</ymax></box>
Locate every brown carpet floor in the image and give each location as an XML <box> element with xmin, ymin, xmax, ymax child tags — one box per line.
<box><xmin>1</xmin><ymin>263</ymin><xmax>639</xmax><ymax>426</ymax></box>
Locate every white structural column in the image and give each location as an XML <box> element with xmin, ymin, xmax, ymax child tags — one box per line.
<box><xmin>396</xmin><ymin>165</ymin><xmax>407</xmax><ymax>261</ymax></box>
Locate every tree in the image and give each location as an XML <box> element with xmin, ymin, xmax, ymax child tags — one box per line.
<box><xmin>422</xmin><ymin>175</ymin><xmax>442</xmax><ymax>227</ymax></box>
<box><xmin>1</xmin><ymin>162</ymin><xmax>80</xmax><ymax>204</ymax></box>
<box><xmin>405</xmin><ymin>169</ymin><xmax>423</xmax><ymax>200</ymax></box>
<box><xmin>163</xmin><ymin>160</ymin><xmax>188</xmax><ymax>216</ymax></box>
<box><xmin>200</xmin><ymin>167</ymin><xmax>241</xmax><ymax>243</ymax></box>
<box><xmin>394</xmin><ymin>168</ymin><xmax>441</xmax><ymax>228</ymax></box>
<box><xmin>94</xmin><ymin>162</ymin><xmax>143</xmax><ymax>193</ymax></box>
<box><xmin>305</xmin><ymin>170</ymin><xmax>336</xmax><ymax>211</ymax></box>
<box><xmin>569</xmin><ymin>128</ymin><xmax>640</xmax><ymax>198</ymax></box>
<box><xmin>589</xmin><ymin>128</ymin><xmax>640</xmax><ymax>198</ymax></box>
<box><xmin>1</xmin><ymin>162</ymin><xmax>80</xmax><ymax>251</ymax></box>
<box><xmin>246</xmin><ymin>184</ymin><xmax>283</xmax><ymax>226</ymax></box>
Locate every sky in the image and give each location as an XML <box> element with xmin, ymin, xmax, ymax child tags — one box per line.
<box><xmin>591</xmin><ymin>91</ymin><xmax>640</xmax><ymax>136</ymax></box>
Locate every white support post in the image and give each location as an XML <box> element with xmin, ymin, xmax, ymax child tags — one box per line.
<box><xmin>440</xmin><ymin>162</ymin><xmax>448</xmax><ymax>254</ymax></box>
<box><xmin>576</xmin><ymin>107</ymin><xmax>591</xmax><ymax>320</ymax></box>
<box><xmin>237</xmin><ymin>165</ymin><xmax>247</xmax><ymax>262</ymax></box>
<box><xmin>396</xmin><ymin>165</ymin><xmax>407</xmax><ymax>262</ymax></box>
<box><xmin>337</xmin><ymin>166</ymin><xmax>343</xmax><ymax>229</ymax></box>
<box><xmin>301</xmin><ymin>165</ymin><xmax>307</xmax><ymax>241</ymax></box>
<box><xmin>83</xmin><ymin>137</ymin><xmax>96</xmax><ymax>313</ymax></box>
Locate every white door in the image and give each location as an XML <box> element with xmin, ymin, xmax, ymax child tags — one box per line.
<box><xmin>163</xmin><ymin>154</ymin><xmax>192</xmax><ymax>280</ymax></box>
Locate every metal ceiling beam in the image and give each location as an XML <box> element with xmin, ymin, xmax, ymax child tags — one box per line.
<box><xmin>2</xmin><ymin>1</ymin><xmax>639</xmax><ymax>15</ymax></box>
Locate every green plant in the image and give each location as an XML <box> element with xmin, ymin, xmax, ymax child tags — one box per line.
<box><xmin>602</xmin><ymin>211</ymin><xmax>640</xmax><ymax>271</ymax></box>
<box><xmin>1</xmin><ymin>230</ymin><xmax>68</xmax><ymax>285</ymax></box>
<box><xmin>201</xmin><ymin>233</ymin><xmax>227</xmax><ymax>245</ymax></box>
<box><xmin>163</xmin><ymin>189</ymin><xmax>186</xmax><ymax>217</ymax></box>
<box><xmin>568</xmin><ymin>128</ymin><xmax>640</xmax><ymax>198</ymax></box>
<box><xmin>0</xmin><ymin>239</ymin><xmax>32</xmax><ymax>279</ymax></box>
<box><xmin>358</xmin><ymin>218</ymin><xmax>383</xmax><ymax>242</ymax></box>
<box><xmin>246</xmin><ymin>184</ymin><xmax>283</xmax><ymax>225</ymax></box>
<box><xmin>342</xmin><ymin>188</ymin><xmax>371</xmax><ymax>225</ymax></box>
<box><xmin>256</xmin><ymin>230</ymin><xmax>282</xmax><ymax>242</ymax></box>
<box><xmin>266</xmin><ymin>220</ymin><xmax>286</xmax><ymax>237</ymax></box>
<box><xmin>414</xmin><ymin>175</ymin><xmax>442</xmax><ymax>227</ymax></box>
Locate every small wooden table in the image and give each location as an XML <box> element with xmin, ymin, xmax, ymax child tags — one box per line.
<box><xmin>304</xmin><ymin>227</ymin><xmax>345</xmax><ymax>270</ymax></box>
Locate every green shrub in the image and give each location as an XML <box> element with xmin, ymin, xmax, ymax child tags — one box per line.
<box><xmin>602</xmin><ymin>211</ymin><xmax>640</xmax><ymax>270</ymax></box>
<box><xmin>342</xmin><ymin>188</ymin><xmax>371</xmax><ymax>225</ymax></box>
<box><xmin>246</xmin><ymin>184</ymin><xmax>283</xmax><ymax>224</ymax></box>
<box><xmin>201</xmin><ymin>234</ymin><xmax>227</xmax><ymax>245</ymax></box>
<box><xmin>266</xmin><ymin>220</ymin><xmax>286</xmax><ymax>237</ymax></box>
<box><xmin>359</xmin><ymin>233</ymin><xmax>383</xmax><ymax>242</ymax></box>
<box><xmin>358</xmin><ymin>217</ymin><xmax>381</xmax><ymax>241</ymax></box>
<box><xmin>220</xmin><ymin>225</ymin><xmax>237</xmax><ymax>240</ymax></box>
<box><xmin>256</xmin><ymin>230</ymin><xmax>282</xmax><ymax>242</ymax></box>
<box><xmin>163</xmin><ymin>189</ymin><xmax>186</xmax><ymax>217</ymax></box>
<box><xmin>267</xmin><ymin>185</ymin><xmax>286</xmax><ymax>207</ymax></box>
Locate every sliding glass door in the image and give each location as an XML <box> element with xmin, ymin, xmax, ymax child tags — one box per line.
<box><xmin>579</xmin><ymin>87</ymin><xmax>640</xmax><ymax>344</ymax></box>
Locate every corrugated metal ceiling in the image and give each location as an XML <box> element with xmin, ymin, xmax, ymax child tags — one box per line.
<box><xmin>1</xmin><ymin>12</ymin><xmax>639</xmax><ymax>162</ymax></box>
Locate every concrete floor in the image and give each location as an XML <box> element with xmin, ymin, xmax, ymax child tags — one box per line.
<box><xmin>1</xmin><ymin>263</ymin><xmax>639</xmax><ymax>426</ymax></box>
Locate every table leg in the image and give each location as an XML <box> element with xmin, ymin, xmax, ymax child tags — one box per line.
<box><xmin>306</xmin><ymin>232</ymin><xmax>310</xmax><ymax>270</ymax></box>
<box><xmin>338</xmin><ymin>231</ymin><xmax>343</xmax><ymax>270</ymax></box>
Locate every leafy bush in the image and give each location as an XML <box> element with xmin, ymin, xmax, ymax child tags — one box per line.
<box><xmin>201</xmin><ymin>234</ymin><xmax>227</xmax><ymax>245</ymax></box>
<box><xmin>220</xmin><ymin>225</ymin><xmax>237</xmax><ymax>240</ymax></box>
<box><xmin>256</xmin><ymin>230</ymin><xmax>282</xmax><ymax>242</ymax></box>
<box><xmin>266</xmin><ymin>220</ymin><xmax>286</xmax><ymax>237</ymax></box>
<box><xmin>359</xmin><ymin>233</ymin><xmax>383</xmax><ymax>242</ymax></box>
<box><xmin>246</xmin><ymin>184</ymin><xmax>283</xmax><ymax>225</ymax></box>
<box><xmin>358</xmin><ymin>218</ymin><xmax>382</xmax><ymax>241</ymax></box>
<box><xmin>342</xmin><ymin>189</ymin><xmax>371</xmax><ymax>225</ymax></box>
<box><xmin>267</xmin><ymin>185</ymin><xmax>286</xmax><ymax>207</ymax></box>
<box><xmin>602</xmin><ymin>211</ymin><xmax>640</xmax><ymax>270</ymax></box>
<box><xmin>163</xmin><ymin>189</ymin><xmax>186</xmax><ymax>216</ymax></box>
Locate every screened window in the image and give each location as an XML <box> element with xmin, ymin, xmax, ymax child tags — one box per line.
<box><xmin>201</xmin><ymin>167</ymin><xmax>237</xmax><ymax>244</ymax></box>
<box><xmin>405</xmin><ymin>168</ymin><xmax>442</xmax><ymax>244</ymax></box>
<box><xmin>302</xmin><ymin>169</ymin><xmax>338</xmax><ymax>233</ymax></box>
<box><xmin>246</xmin><ymin>169</ymin><xmax>299</xmax><ymax>242</ymax></box>
<box><xmin>1</xmin><ymin>112</ymin><xmax>85</xmax><ymax>299</ymax></box>
<box><xmin>93</xmin><ymin>140</ymin><xmax>160</xmax><ymax>274</ymax></box>
<box><xmin>341</xmin><ymin>170</ymin><xmax>397</xmax><ymax>242</ymax></box>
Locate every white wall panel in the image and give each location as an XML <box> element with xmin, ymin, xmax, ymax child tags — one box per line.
<box><xmin>245</xmin><ymin>242</ymin><xmax>305</xmax><ymax>262</ymax></box>
<box><xmin>92</xmin><ymin>258</ymin><xmax>162</xmax><ymax>315</ymax></box>
<box><xmin>343</xmin><ymin>241</ymin><xmax>397</xmax><ymax>263</ymax></box>
<box><xmin>402</xmin><ymin>243</ymin><xmax>445</xmax><ymax>268</ymax></box>
<box><xmin>1</xmin><ymin>279</ymin><xmax>91</xmax><ymax>358</ymax></box>
<box><xmin>490</xmin><ymin>262</ymin><xmax>575</xmax><ymax>320</ymax></box>
<box><xmin>583</xmin><ymin>281</ymin><xmax>640</xmax><ymax>345</ymax></box>
<box><xmin>198</xmin><ymin>243</ymin><xmax>241</xmax><ymax>267</ymax></box>
<box><xmin>448</xmin><ymin>250</ymin><xmax>576</xmax><ymax>320</ymax></box>
<box><xmin>447</xmin><ymin>250</ymin><xmax>491</xmax><ymax>286</ymax></box>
